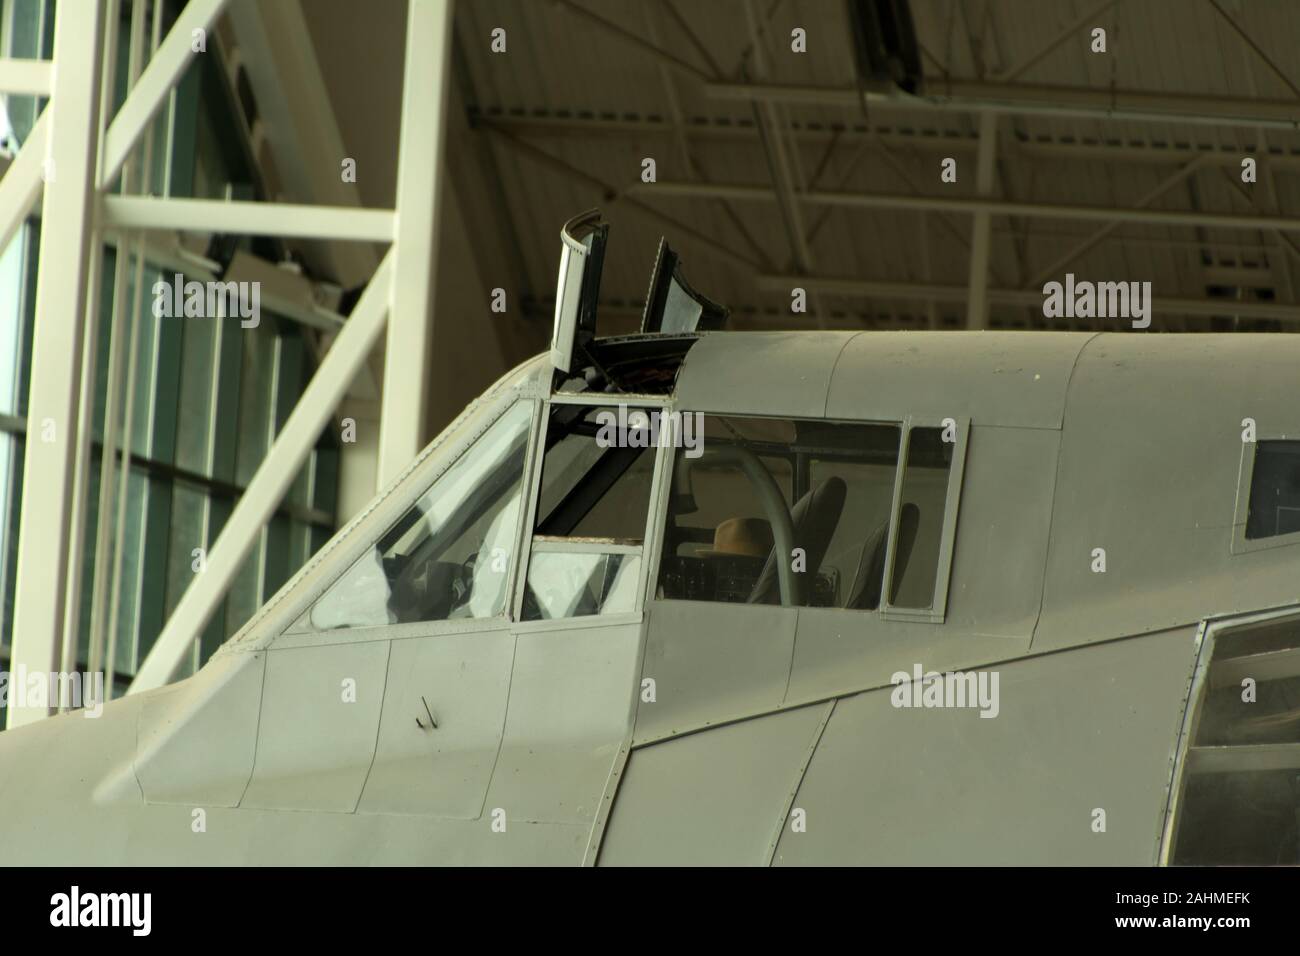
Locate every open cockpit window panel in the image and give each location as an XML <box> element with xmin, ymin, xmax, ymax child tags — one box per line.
<box><xmin>549</xmin><ymin>214</ymin><xmax>720</xmax><ymax>396</ymax></box>
<box><xmin>520</xmin><ymin>403</ymin><xmax>660</xmax><ymax>621</ymax></box>
<box><xmin>1166</xmin><ymin>611</ymin><xmax>1300</xmax><ymax>865</ymax></box>
<box><xmin>879</xmin><ymin>419</ymin><xmax>967</xmax><ymax>621</ymax></box>
<box><xmin>640</xmin><ymin>238</ymin><xmax>729</xmax><ymax>336</ymax></box>
<box><xmin>550</xmin><ymin>210</ymin><xmax>607</xmax><ymax>377</ymax></box>
<box><xmin>305</xmin><ymin>401</ymin><xmax>535</xmax><ymax>631</ymax></box>
<box><xmin>656</xmin><ymin>413</ymin><xmax>914</xmax><ymax>611</ymax></box>
<box><xmin>1234</xmin><ymin>439</ymin><xmax>1300</xmax><ymax>553</ymax></box>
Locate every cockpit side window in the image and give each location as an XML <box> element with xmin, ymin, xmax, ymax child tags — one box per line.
<box><xmin>1245</xmin><ymin>440</ymin><xmax>1300</xmax><ymax>540</ymax></box>
<box><xmin>654</xmin><ymin>413</ymin><xmax>966</xmax><ymax>619</ymax></box>
<box><xmin>656</xmin><ymin>414</ymin><xmax>900</xmax><ymax>610</ymax></box>
<box><xmin>520</xmin><ymin>404</ymin><xmax>657</xmax><ymax>621</ymax></box>
<box><xmin>306</xmin><ymin>401</ymin><xmax>534</xmax><ymax>630</ymax></box>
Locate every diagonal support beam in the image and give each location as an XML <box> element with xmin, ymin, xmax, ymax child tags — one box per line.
<box><xmin>0</xmin><ymin>109</ymin><xmax>48</xmax><ymax>255</ymax></box>
<box><xmin>993</xmin><ymin>0</ymin><xmax>1120</xmax><ymax>83</ymax></box>
<box><xmin>129</xmin><ymin>251</ymin><xmax>395</xmax><ymax>694</ymax></box>
<box><xmin>1206</xmin><ymin>0</ymin><xmax>1300</xmax><ymax>98</ymax></box>
<box><xmin>99</xmin><ymin>0</ymin><xmax>228</xmax><ymax>190</ymax></box>
<box><xmin>552</xmin><ymin>0</ymin><xmax>715</xmax><ymax>82</ymax></box>
<box><xmin>484</xmin><ymin>125</ymin><xmax>761</xmax><ymax>273</ymax></box>
<box><xmin>1028</xmin><ymin>155</ymin><xmax>1210</xmax><ymax>287</ymax></box>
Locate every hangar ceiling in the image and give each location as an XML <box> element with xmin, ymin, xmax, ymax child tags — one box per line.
<box><xmin>441</xmin><ymin>0</ymin><xmax>1300</xmax><ymax>334</ymax></box>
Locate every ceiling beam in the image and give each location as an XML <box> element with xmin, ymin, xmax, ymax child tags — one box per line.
<box><xmin>703</xmin><ymin>80</ymin><xmax>1300</xmax><ymax>130</ymax></box>
<box><xmin>756</xmin><ymin>274</ymin><xmax>1299</xmax><ymax>324</ymax></box>
<box><xmin>630</xmin><ymin>179</ymin><xmax>1300</xmax><ymax>234</ymax></box>
<box><xmin>472</xmin><ymin>112</ymin><xmax>1300</xmax><ymax>170</ymax></box>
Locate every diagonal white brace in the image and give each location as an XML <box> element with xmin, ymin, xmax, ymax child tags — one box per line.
<box><xmin>99</xmin><ymin>0</ymin><xmax>228</xmax><ymax>190</ymax></box>
<box><xmin>128</xmin><ymin>250</ymin><xmax>395</xmax><ymax>693</ymax></box>
<box><xmin>0</xmin><ymin>110</ymin><xmax>49</xmax><ymax>256</ymax></box>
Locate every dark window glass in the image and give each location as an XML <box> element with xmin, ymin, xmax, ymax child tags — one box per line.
<box><xmin>1171</xmin><ymin>615</ymin><xmax>1300</xmax><ymax>865</ymax></box>
<box><xmin>1246</xmin><ymin>440</ymin><xmax>1300</xmax><ymax>540</ymax></box>
<box><xmin>536</xmin><ymin>405</ymin><xmax>655</xmax><ymax>542</ymax></box>
<box><xmin>656</xmin><ymin>415</ymin><xmax>900</xmax><ymax>608</ymax></box>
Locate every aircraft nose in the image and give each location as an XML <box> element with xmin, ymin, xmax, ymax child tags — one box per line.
<box><xmin>0</xmin><ymin>695</ymin><xmax>146</xmax><ymax>864</ymax></box>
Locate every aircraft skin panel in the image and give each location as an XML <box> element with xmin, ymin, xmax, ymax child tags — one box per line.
<box><xmin>0</xmin><ymin>686</ymin><xmax>150</xmax><ymax>863</ymax></box>
<box><xmin>674</xmin><ymin>331</ymin><xmax>856</xmax><ymax>419</ymax></box>
<box><xmin>824</xmin><ymin>331</ymin><xmax>1094</xmax><ymax>429</ymax></box>
<box><xmin>943</xmin><ymin>425</ymin><xmax>1057</xmax><ymax>639</ymax></box>
<box><xmin>772</xmin><ymin>627</ymin><xmax>1198</xmax><ymax>865</ymax></box>
<box><xmin>597</xmin><ymin>703</ymin><xmax>829</xmax><ymax>866</ymax></box>
<box><xmin>240</xmin><ymin>640</ymin><xmax>390</xmax><ymax>813</ymax></box>
<box><xmin>136</xmin><ymin>650</ymin><xmax>265</xmax><ymax>808</ymax></box>
<box><xmin>0</xmin><ymin>681</ymin><xmax>591</xmax><ymax>865</ymax></box>
<box><xmin>785</xmin><ymin>609</ymin><xmax>1026</xmax><ymax>709</ymax></box>
<box><xmin>485</xmin><ymin>621</ymin><xmax>641</xmax><ymax>826</ymax></box>
<box><xmin>1036</xmin><ymin>334</ymin><xmax>1300</xmax><ymax>652</ymax></box>
<box><xmin>357</xmin><ymin>628</ymin><xmax>514</xmax><ymax>819</ymax></box>
<box><xmin>632</xmin><ymin>600</ymin><xmax>798</xmax><ymax>746</ymax></box>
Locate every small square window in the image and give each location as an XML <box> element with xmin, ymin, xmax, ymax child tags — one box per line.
<box><xmin>1245</xmin><ymin>441</ymin><xmax>1300</xmax><ymax>540</ymax></box>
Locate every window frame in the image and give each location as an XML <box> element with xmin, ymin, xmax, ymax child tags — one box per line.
<box><xmin>284</xmin><ymin>396</ymin><xmax>542</xmax><ymax>640</ymax></box>
<box><xmin>879</xmin><ymin>414</ymin><xmax>969</xmax><ymax>624</ymax></box>
<box><xmin>1231</xmin><ymin>436</ymin><xmax>1300</xmax><ymax>555</ymax></box>
<box><xmin>511</xmin><ymin>394</ymin><xmax>672</xmax><ymax>625</ymax></box>
<box><xmin>1159</xmin><ymin>605</ymin><xmax>1300</xmax><ymax>865</ymax></box>
<box><xmin>649</xmin><ymin>410</ymin><xmax>968</xmax><ymax>622</ymax></box>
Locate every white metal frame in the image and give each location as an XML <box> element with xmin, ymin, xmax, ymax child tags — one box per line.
<box><xmin>2</xmin><ymin>0</ymin><xmax>453</xmax><ymax>720</ymax></box>
<box><xmin>6</xmin><ymin>3</ymin><xmax>107</xmax><ymax>728</ymax></box>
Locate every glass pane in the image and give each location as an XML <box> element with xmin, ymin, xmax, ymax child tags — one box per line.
<box><xmin>522</xmin><ymin>550</ymin><xmax>641</xmax><ymax>621</ymax></box>
<box><xmin>2</xmin><ymin>0</ymin><xmax>49</xmax><ymax>145</ymax></box>
<box><xmin>0</xmin><ymin>433</ymin><xmax>21</xmax><ymax>644</ymax></box>
<box><xmin>657</xmin><ymin>414</ymin><xmax>900</xmax><ymax>609</ymax></box>
<box><xmin>1246</xmin><ymin>440</ymin><xmax>1300</xmax><ymax>539</ymax></box>
<box><xmin>234</xmin><ymin>323</ymin><xmax>276</xmax><ymax>486</ymax></box>
<box><xmin>165</xmin><ymin>483</ymin><xmax>207</xmax><ymax>618</ymax></box>
<box><xmin>0</xmin><ymin>227</ymin><xmax>28</xmax><ymax>415</ymax></box>
<box><xmin>225</xmin><ymin>542</ymin><xmax>263</xmax><ymax>639</ymax></box>
<box><xmin>810</xmin><ymin>453</ymin><xmax>900</xmax><ymax>609</ymax></box>
<box><xmin>310</xmin><ymin>402</ymin><xmax>532</xmax><ymax>630</ymax></box>
<box><xmin>112</xmin><ymin>467</ymin><xmax>150</xmax><ymax>676</ymax></box>
<box><xmin>175</xmin><ymin>317</ymin><xmax>217</xmax><ymax>474</ymax></box>
<box><xmin>889</xmin><ymin>427</ymin><xmax>954</xmax><ymax>609</ymax></box>
<box><xmin>127</xmin><ymin>265</ymin><xmax>160</xmax><ymax>458</ymax></box>
<box><xmin>536</xmin><ymin>405</ymin><xmax>655</xmax><ymax>541</ymax></box>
